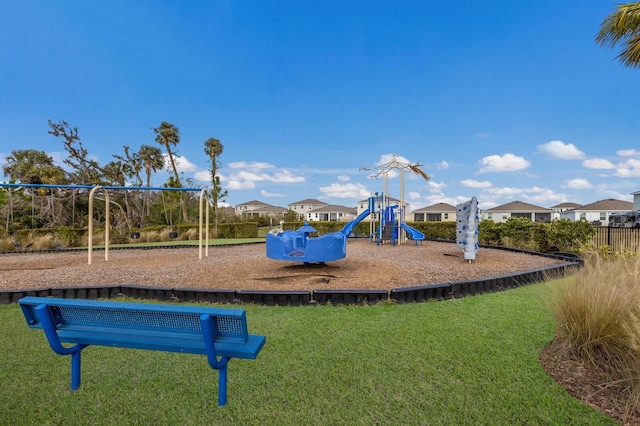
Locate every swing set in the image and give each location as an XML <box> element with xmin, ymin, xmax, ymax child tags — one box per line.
<box><xmin>0</xmin><ymin>183</ymin><xmax>211</xmax><ymax>264</ymax></box>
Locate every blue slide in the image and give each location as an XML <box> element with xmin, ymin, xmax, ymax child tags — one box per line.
<box><xmin>400</xmin><ymin>223</ymin><xmax>425</xmax><ymax>242</ymax></box>
<box><xmin>340</xmin><ymin>208</ymin><xmax>370</xmax><ymax>237</ymax></box>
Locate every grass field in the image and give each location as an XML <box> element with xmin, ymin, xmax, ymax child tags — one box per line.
<box><xmin>1</xmin><ymin>282</ymin><xmax>615</xmax><ymax>425</ymax></box>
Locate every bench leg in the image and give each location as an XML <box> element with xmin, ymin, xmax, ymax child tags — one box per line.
<box><xmin>219</xmin><ymin>365</ymin><xmax>228</xmax><ymax>406</ymax></box>
<box><xmin>199</xmin><ymin>314</ymin><xmax>232</xmax><ymax>406</ymax></box>
<box><xmin>35</xmin><ymin>304</ymin><xmax>88</xmax><ymax>391</ymax></box>
<box><xmin>71</xmin><ymin>350</ymin><xmax>82</xmax><ymax>391</ymax></box>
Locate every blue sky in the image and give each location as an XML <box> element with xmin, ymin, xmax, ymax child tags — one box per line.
<box><xmin>1</xmin><ymin>1</ymin><xmax>639</xmax><ymax>210</ymax></box>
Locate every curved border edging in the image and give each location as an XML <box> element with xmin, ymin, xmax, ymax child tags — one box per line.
<box><xmin>0</xmin><ymin>246</ymin><xmax>582</xmax><ymax>307</ymax></box>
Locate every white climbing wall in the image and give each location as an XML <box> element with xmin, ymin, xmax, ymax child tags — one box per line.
<box><xmin>456</xmin><ymin>196</ymin><xmax>479</xmax><ymax>261</ymax></box>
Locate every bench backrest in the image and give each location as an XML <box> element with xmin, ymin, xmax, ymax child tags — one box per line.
<box><xmin>19</xmin><ymin>297</ymin><xmax>249</xmax><ymax>344</ymax></box>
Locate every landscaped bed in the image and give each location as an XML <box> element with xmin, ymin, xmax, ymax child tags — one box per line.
<box><xmin>0</xmin><ymin>239</ymin><xmax>564</xmax><ymax>292</ymax></box>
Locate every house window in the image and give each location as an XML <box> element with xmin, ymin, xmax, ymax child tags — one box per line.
<box><xmin>414</xmin><ymin>213</ymin><xmax>424</xmax><ymax>221</ymax></box>
<box><xmin>427</xmin><ymin>213</ymin><xmax>441</xmax><ymax>222</ymax></box>
<box><xmin>600</xmin><ymin>212</ymin><xmax>606</xmax><ymax>221</ymax></box>
<box><xmin>579</xmin><ymin>213</ymin><xmax>586</xmax><ymax>221</ymax></box>
<box><xmin>487</xmin><ymin>213</ymin><xmax>492</xmax><ymax>220</ymax></box>
<box><xmin>502</xmin><ymin>214</ymin><xmax>508</xmax><ymax>220</ymax></box>
<box><xmin>444</xmin><ymin>213</ymin><xmax>449</xmax><ymax>220</ymax></box>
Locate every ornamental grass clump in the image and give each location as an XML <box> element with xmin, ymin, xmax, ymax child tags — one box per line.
<box><xmin>551</xmin><ymin>252</ymin><xmax>640</xmax><ymax>409</ymax></box>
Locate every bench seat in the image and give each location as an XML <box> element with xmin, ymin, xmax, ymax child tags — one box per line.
<box><xmin>19</xmin><ymin>296</ymin><xmax>266</xmax><ymax>406</ymax></box>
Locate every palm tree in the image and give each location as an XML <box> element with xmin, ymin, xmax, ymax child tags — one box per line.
<box><xmin>2</xmin><ymin>149</ymin><xmax>66</xmax><ymax>184</ymax></box>
<box><xmin>138</xmin><ymin>145</ymin><xmax>165</xmax><ymax>217</ymax></box>
<box><xmin>153</xmin><ymin>122</ymin><xmax>188</xmax><ymax>222</ymax></box>
<box><xmin>152</xmin><ymin>122</ymin><xmax>181</xmax><ymax>186</ymax></box>
<box><xmin>204</xmin><ymin>137</ymin><xmax>228</xmax><ymax>232</ymax></box>
<box><xmin>596</xmin><ymin>2</ymin><xmax>640</xmax><ymax>68</ymax></box>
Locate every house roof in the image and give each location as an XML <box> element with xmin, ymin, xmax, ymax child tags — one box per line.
<box><xmin>412</xmin><ymin>202</ymin><xmax>456</xmax><ymax>213</ymax></box>
<box><xmin>235</xmin><ymin>200</ymin><xmax>273</xmax><ymax>207</ymax></box>
<box><xmin>485</xmin><ymin>200</ymin><xmax>550</xmax><ymax>212</ymax></box>
<box><xmin>549</xmin><ymin>202</ymin><xmax>582</xmax><ymax>209</ymax></box>
<box><xmin>308</xmin><ymin>205</ymin><xmax>356</xmax><ymax>214</ymax></box>
<box><xmin>566</xmin><ymin>199</ymin><xmax>633</xmax><ymax>212</ymax></box>
<box><xmin>289</xmin><ymin>198</ymin><xmax>328</xmax><ymax>206</ymax></box>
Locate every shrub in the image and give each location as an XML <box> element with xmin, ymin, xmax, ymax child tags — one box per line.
<box><xmin>478</xmin><ymin>220</ymin><xmax>501</xmax><ymax>246</ymax></box>
<box><xmin>550</xmin><ymin>252</ymin><xmax>640</xmax><ymax>411</ymax></box>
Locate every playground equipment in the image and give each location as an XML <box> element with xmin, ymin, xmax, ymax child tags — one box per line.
<box><xmin>266</xmin><ymin>198</ymin><xmax>376</xmax><ymax>264</ymax></box>
<box><xmin>360</xmin><ymin>154</ymin><xmax>430</xmax><ymax>245</ymax></box>
<box><xmin>456</xmin><ymin>196</ymin><xmax>479</xmax><ymax>262</ymax></box>
<box><xmin>0</xmin><ymin>183</ymin><xmax>211</xmax><ymax>264</ymax></box>
<box><xmin>266</xmin><ymin>155</ymin><xmax>430</xmax><ymax>264</ymax></box>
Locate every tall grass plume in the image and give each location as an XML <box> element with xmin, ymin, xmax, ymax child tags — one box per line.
<box><xmin>550</xmin><ymin>252</ymin><xmax>640</xmax><ymax>412</ymax></box>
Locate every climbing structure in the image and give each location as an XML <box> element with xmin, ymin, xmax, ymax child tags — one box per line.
<box><xmin>360</xmin><ymin>154</ymin><xmax>430</xmax><ymax>245</ymax></box>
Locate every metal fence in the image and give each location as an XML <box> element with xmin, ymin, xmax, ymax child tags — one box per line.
<box><xmin>591</xmin><ymin>226</ymin><xmax>640</xmax><ymax>252</ymax></box>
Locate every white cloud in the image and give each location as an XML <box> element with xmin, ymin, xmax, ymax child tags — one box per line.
<box><xmin>193</xmin><ymin>171</ymin><xmax>211</xmax><ymax>182</ymax></box>
<box><xmin>537</xmin><ymin>140</ymin><xmax>585</xmax><ymax>160</ymax></box>
<box><xmin>617</xmin><ymin>149</ymin><xmax>640</xmax><ymax>157</ymax></box>
<box><xmin>614</xmin><ymin>158</ymin><xmax>640</xmax><ymax>177</ymax></box>
<box><xmin>226</xmin><ymin>180</ymin><xmax>255</xmax><ymax>190</ymax></box>
<box><xmin>460</xmin><ymin>179</ymin><xmax>492</xmax><ymax>188</ymax></box>
<box><xmin>260</xmin><ymin>190</ymin><xmax>284</xmax><ymax>197</ymax></box>
<box><xmin>221</xmin><ymin>164</ymin><xmax>306</xmax><ymax>190</ymax></box>
<box><xmin>164</xmin><ymin>154</ymin><xmax>198</xmax><ymax>173</ymax></box>
<box><xmin>476</xmin><ymin>132</ymin><xmax>490</xmax><ymax>139</ymax></box>
<box><xmin>272</xmin><ymin>169</ymin><xmax>306</xmax><ymax>183</ymax></box>
<box><xmin>485</xmin><ymin>186</ymin><xmax>525</xmax><ymax>196</ymax></box>
<box><xmin>564</xmin><ymin>178</ymin><xmax>593</xmax><ymax>189</ymax></box>
<box><xmin>227</xmin><ymin>161</ymin><xmax>275</xmax><ymax>170</ymax></box>
<box><xmin>337</xmin><ymin>175</ymin><xmax>350</xmax><ymax>182</ymax></box>
<box><xmin>477</xmin><ymin>153</ymin><xmax>530</xmax><ymax>174</ymax></box>
<box><xmin>427</xmin><ymin>181</ymin><xmax>446</xmax><ymax>193</ymax></box>
<box><xmin>582</xmin><ymin>158</ymin><xmax>616</xmax><ymax>169</ymax></box>
<box><xmin>408</xmin><ymin>191</ymin><xmax>421</xmax><ymax>200</ymax></box>
<box><xmin>525</xmin><ymin>187</ymin><xmax>566</xmax><ymax>206</ymax></box>
<box><xmin>436</xmin><ymin>160</ymin><xmax>449</xmax><ymax>170</ymax></box>
<box><xmin>319</xmin><ymin>182</ymin><xmax>370</xmax><ymax>199</ymax></box>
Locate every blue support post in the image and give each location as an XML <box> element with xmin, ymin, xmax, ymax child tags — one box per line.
<box><xmin>200</xmin><ymin>314</ymin><xmax>230</xmax><ymax>406</ymax></box>
<box><xmin>35</xmin><ymin>304</ymin><xmax>87</xmax><ymax>391</ymax></box>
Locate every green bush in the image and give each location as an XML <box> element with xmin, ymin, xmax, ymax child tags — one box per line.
<box><xmin>217</xmin><ymin>222</ymin><xmax>258</xmax><ymax>238</ymax></box>
<box><xmin>407</xmin><ymin>222</ymin><xmax>456</xmax><ymax>240</ymax></box>
<box><xmin>478</xmin><ymin>220</ymin><xmax>501</xmax><ymax>245</ymax></box>
<box><xmin>550</xmin><ymin>253</ymin><xmax>640</xmax><ymax>413</ymax></box>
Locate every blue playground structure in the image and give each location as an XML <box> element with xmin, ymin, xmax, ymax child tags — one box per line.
<box><xmin>266</xmin><ymin>194</ymin><xmax>425</xmax><ymax>264</ymax></box>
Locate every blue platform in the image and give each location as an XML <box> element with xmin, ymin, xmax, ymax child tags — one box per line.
<box><xmin>266</xmin><ymin>231</ymin><xmax>346</xmax><ymax>263</ymax></box>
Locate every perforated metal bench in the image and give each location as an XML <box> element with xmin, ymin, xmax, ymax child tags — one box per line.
<box><xmin>19</xmin><ymin>296</ymin><xmax>266</xmax><ymax>406</ymax></box>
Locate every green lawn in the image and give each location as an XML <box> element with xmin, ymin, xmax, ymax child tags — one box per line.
<box><xmin>1</xmin><ymin>282</ymin><xmax>615</xmax><ymax>425</ymax></box>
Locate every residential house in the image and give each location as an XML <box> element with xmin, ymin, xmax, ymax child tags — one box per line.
<box><xmin>235</xmin><ymin>200</ymin><xmax>288</xmax><ymax>220</ymax></box>
<box><xmin>288</xmin><ymin>199</ymin><xmax>329</xmax><ymax>220</ymax></box>
<box><xmin>306</xmin><ymin>205</ymin><xmax>357</xmax><ymax>222</ymax></box>
<box><xmin>549</xmin><ymin>202</ymin><xmax>582</xmax><ymax>221</ymax></box>
<box><xmin>482</xmin><ymin>200</ymin><xmax>552</xmax><ymax>223</ymax></box>
<box><xmin>560</xmin><ymin>198</ymin><xmax>634</xmax><ymax>226</ymax></box>
<box><xmin>410</xmin><ymin>203</ymin><xmax>456</xmax><ymax>222</ymax></box>
<box><xmin>633</xmin><ymin>190</ymin><xmax>640</xmax><ymax>211</ymax></box>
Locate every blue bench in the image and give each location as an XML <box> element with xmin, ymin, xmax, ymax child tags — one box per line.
<box><xmin>18</xmin><ymin>296</ymin><xmax>266</xmax><ymax>406</ymax></box>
